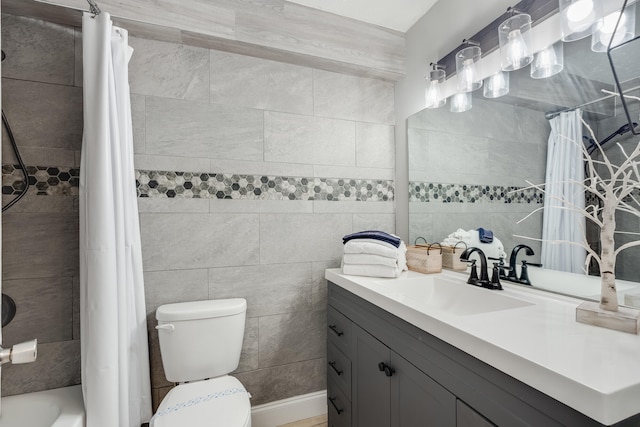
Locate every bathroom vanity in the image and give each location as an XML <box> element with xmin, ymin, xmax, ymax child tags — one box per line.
<box><xmin>325</xmin><ymin>268</ymin><xmax>640</xmax><ymax>427</ymax></box>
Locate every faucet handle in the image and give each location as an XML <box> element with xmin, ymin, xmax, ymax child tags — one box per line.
<box><xmin>465</xmin><ymin>259</ymin><xmax>479</xmax><ymax>285</ymax></box>
<box><xmin>490</xmin><ymin>263</ymin><xmax>504</xmax><ymax>290</ymax></box>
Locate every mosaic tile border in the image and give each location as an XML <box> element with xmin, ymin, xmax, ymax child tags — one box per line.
<box><xmin>136</xmin><ymin>170</ymin><xmax>394</xmax><ymax>201</ymax></box>
<box><xmin>2</xmin><ymin>165</ymin><xmax>79</xmax><ymax>196</ymax></box>
<box><xmin>409</xmin><ymin>181</ymin><xmax>544</xmax><ymax>204</ymax></box>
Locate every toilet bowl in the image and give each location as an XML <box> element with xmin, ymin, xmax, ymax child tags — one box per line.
<box><xmin>152</xmin><ymin>299</ymin><xmax>251</xmax><ymax>427</ymax></box>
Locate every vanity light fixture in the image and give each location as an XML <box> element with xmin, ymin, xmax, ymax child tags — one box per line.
<box><xmin>499</xmin><ymin>8</ymin><xmax>534</xmax><ymax>71</ymax></box>
<box><xmin>560</xmin><ymin>0</ymin><xmax>603</xmax><ymax>41</ymax></box>
<box><xmin>425</xmin><ymin>63</ymin><xmax>446</xmax><ymax>109</ymax></box>
<box><xmin>591</xmin><ymin>3</ymin><xmax>636</xmax><ymax>52</ymax></box>
<box><xmin>531</xmin><ymin>42</ymin><xmax>564</xmax><ymax>78</ymax></box>
<box><xmin>456</xmin><ymin>39</ymin><xmax>482</xmax><ymax>92</ymax></box>
<box><xmin>483</xmin><ymin>71</ymin><xmax>510</xmax><ymax>98</ymax></box>
<box><xmin>450</xmin><ymin>91</ymin><xmax>472</xmax><ymax>113</ymax></box>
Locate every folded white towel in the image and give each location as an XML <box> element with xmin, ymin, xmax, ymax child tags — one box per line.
<box><xmin>441</xmin><ymin>229</ymin><xmax>506</xmax><ymax>260</ymax></box>
<box><xmin>343</xmin><ymin>253</ymin><xmax>399</xmax><ymax>267</ymax></box>
<box><xmin>342</xmin><ymin>263</ymin><xmax>401</xmax><ymax>278</ymax></box>
<box><xmin>344</xmin><ymin>240</ymin><xmax>406</xmax><ymax>259</ymax></box>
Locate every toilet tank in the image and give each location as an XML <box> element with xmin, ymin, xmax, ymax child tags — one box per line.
<box><xmin>156</xmin><ymin>299</ymin><xmax>246</xmax><ymax>383</ymax></box>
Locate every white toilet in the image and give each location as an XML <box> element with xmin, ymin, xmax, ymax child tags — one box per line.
<box><xmin>151</xmin><ymin>299</ymin><xmax>252</xmax><ymax>427</ymax></box>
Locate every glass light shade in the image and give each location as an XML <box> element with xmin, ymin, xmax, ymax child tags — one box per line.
<box><xmin>425</xmin><ymin>68</ymin><xmax>446</xmax><ymax>108</ymax></box>
<box><xmin>483</xmin><ymin>71</ymin><xmax>509</xmax><ymax>98</ymax></box>
<box><xmin>531</xmin><ymin>42</ymin><xmax>564</xmax><ymax>79</ymax></box>
<box><xmin>591</xmin><ymin>4</ymin><xmax>636</xmax><ymax>52</ymax></box>
<box><xmin>560</xmin><ymin>0</ymin><xmax>603</xmax><ymax>42</ymax></box>
<box><xmin>455</xmin><ymin>45</ymin><xmax>482</xmax><ymax>92</ymax></box>
<box><xmin>499</xmin><ymin>14</ymin><xmax>534</xmax><ymax>71</ymax></box>
<box><xmin>450</xmin><ymin>91</ymin><xmax>472</xmax><ymax>113</ymax></box>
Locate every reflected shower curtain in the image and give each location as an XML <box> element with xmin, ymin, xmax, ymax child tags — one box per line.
<box><xmin>80</xmin><ymin>12</ymin><xmax>152</xmax><ymax>427</ymax></box>
<box><xmin>541</xmin><ymin>109</ymin><xmax>587</xmax><ymax>273</ymax></box>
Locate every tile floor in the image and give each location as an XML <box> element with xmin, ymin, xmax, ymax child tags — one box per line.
<box><xmin>278</xmin><ymin>414</ymin><xmax>328</xmax><ymax>427</ymax></box>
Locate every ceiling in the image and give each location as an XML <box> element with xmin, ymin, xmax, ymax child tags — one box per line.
<box><xmin>287</xmin><ymin>0</ymin><xmax>440</xmax><ymax>32</ymax></box>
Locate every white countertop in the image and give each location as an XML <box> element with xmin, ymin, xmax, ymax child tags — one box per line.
<box><xmin>325</xmin><ymin>268</ymin><xmax>640</xmax><ymax>426</ymax></box>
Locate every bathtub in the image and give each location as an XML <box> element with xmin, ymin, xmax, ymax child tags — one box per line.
<box><xmin>0</xmin><ymin>385</ymin><xmax>85</xmax><ymax>427</ymax></box>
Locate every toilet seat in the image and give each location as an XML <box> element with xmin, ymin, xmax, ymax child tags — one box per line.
<box><xmin>151</xmin><ymin>376</ymin><xmax>251</xmax><ymax>427</ymax></box>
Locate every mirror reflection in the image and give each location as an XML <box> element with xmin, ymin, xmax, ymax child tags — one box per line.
<box><xmin>407</xmin><ymin>8</ymin><xmax>640</xmax><ymax>302</ymax></box>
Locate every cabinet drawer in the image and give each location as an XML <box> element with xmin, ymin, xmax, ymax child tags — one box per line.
<box><xmin>328</xmin><ymin>306</ymin><xmax>352</xmax><ymax>357</ymax></box>
<box><xmin>328</xmin><ymin>377</ymin><xmax>352</xmax><ymax>427</ymax></box>
<box><xmin>328</xmin><ymin>342</ymin><xmax>352</xmax><ymax>399</ymax></box>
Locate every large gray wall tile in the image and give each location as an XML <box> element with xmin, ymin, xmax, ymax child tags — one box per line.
<box><xmin>259</xmin><ymin>213</ymin><xmax>352</xmax><ymax>264</ymax></box>
<box><xmin>352</xmin><ymin>213</ymin><xmax>396</xmax><ymax>234</ymax></box>
<box><xmin>209</xmin><ymin>263</ymin><xmax>313</xmax><ymax>318</ymax></box>
<box><xmin>145</xmin><ymin>96</ymin><xmax>263</xmax><ymax>161</ymax></box>
<box><xmin>258</xmin><ymin>310</ymin><xmax>326</xmax><ymax>367</ymax></box>
<box><xmin>313</xmin><ymin>70</ymin><xmax>394</xmax><ymax>125</ymax></box>
<box><xmin>131</xmin><ymin>94</ymin><xmax>146</xmax><ymax>154</ymax></box>
<box><xmin>235</xmin><ymin>317</ymin><xmax>259</xmax><ymax>373</ymax></box>
<box><xmin>210</xmin><ymin>50</ymin><xmax>313</xmax><ymax>115</ymax></box>
<box><xmin>140</xmin><ymin>213</ymin><xmax>259</xmax><ymax>271</ymax></box>
<box><xmin>2</xmin><ymin>212</ymin><xmax>79</xmax><ymax>280</ymax></box>
<box><xmin>356</xmin><ymin>122</ymin><xmax>395</xmax><ymax>169</ymax></box>
<box><xmin>2</xmin><ymin>79</ymin><xmax>83</xmax><ymax>151</ymax></box>
<box><xmin>2</xmin><ymin>277</ymin><xmax>73</xmax><ymax>345</ymax></box>
<box><xmin>264</xmin><ymin>111</ymin><xmax>355</xmax><ymax>166</ymax></box>
<box><xmin>144</xmin><ymin>269</ymin><xmax>209</xmax><ymax>316</ymax></box>
<box><xmin>128</xmin><ymin>37</ymin><xmax>209</xmax><ymax>102</ymax></box>
<box><xmin>1</xmin><ymin>14</ymin><xmax>75</xmax><ymax>85</ymax></box>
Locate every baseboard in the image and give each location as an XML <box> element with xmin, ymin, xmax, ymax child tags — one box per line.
<box><xmin>251</xmin><ymin>390</ymin><xmax>327</xmax><ymax>427</ymax></box>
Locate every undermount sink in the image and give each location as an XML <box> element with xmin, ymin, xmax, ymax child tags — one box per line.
<box><xmin>372</xmin><ymin>276</ymin><xmax>534</xmax><ymax>315</ymax></box>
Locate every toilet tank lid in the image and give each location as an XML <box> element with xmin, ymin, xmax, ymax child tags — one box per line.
<box><xmin>156</xmin><ymin>299</ymin><xmax>247</xmax><ymax>321</ymax></box>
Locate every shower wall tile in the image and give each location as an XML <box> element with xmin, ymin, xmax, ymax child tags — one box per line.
<box><xmin>140</xmin><ymin>213</ymin><xmax>260</xmax><ymax>271</ymax></box>
<box><xmin>137</xmin><ymin>198</ymin><xmax>210</xmax><ymax>214</ymax></box>
<box><xmin>259</xmin><ymin>213</ymin><xmax>352</xmax><ymax>264</ymax></box>
<box><xmin>313</xmin><ymin>200</ymin><xmax>395</xmax><ymax>214</ymax></box>
<box><xmin>210</xmin><ymin>50</ymin><xmax>313</xmax><ymax>115</ymax></box>
<box><xmin>264</xmin><ymin>111</ymin><xmax>355</xmax><ymax>166</ymax></box>
<box><xmin>74</xmin><ymin>28</ymin><xmax>83</xmax><ymax>87</ymax></box>
<box><xmin>1</xmin><ymin>79</ymin><xmax>83</xmax><ymax>151</ymax></box>
<box><xmin>145</xmin><ymin>96</ymin><xmax>263</xmax><ymax>161</ymax></box>
<box><xmin>352</xmin><ymin>213</ymin><xmax>396</xmax><ymax>234</ymax></box>
<box><xmin>208</xmin><ymin>263</ymin><xmax>313</xmax><ymax>318</ymax></box>
<box><xmin>72</xmin><ymin>276</ymin><xmax>80</xmax><ymax>340</ymax></box>
<box><xmin>209</xmin><ymin>158</ymin><xmax>313</xmax><ymax>178</ymax></box>
<box><xmin>209</xmin><ymin>199</ymin><xmax>313</xmax><ymax>214</ymax></box>
<box><xmin>134</xmin><ymin>153</ymin><xmax>211</xmax><ymax>174</ymax></box>
<box><xmin>1</xmin><ymin>193</ymin><xmax>75</xmax><ymax>214</ymax></box>
<box><xmin>1</xmin><ymin>14</ymin><xmax>75</xmax><ymax>86</ymax></box>
<box><xmin>1</xmin><ymin>140</ymin><xmax>76</xmax><ymax>168</ymax></box>
<box><xmin>234</xmin><ymin>357</ymin><xmax>326</xmax><ymax>406</ymax></box>
<box><xmin>2</xmin><ymin>277</ymin><xmax>73</xmax><ymax>345</ymax></box>
<box><xmin>258</xmin><ymin>309</ymin><xmax>326</xmax><ymax>367</ymax></box>
<box><xmin>356</xmin><ymin>122</ymin><xmax>395</xmax><ymax>169</ymax></box>
<box><xmin>313</xmin><ymin>69</ymin><xmax>394</xmax><ymax>125</ymax></box>
<box><xmin>1</xmin><ymin>340</ymin><xmax>81</xmax><ymax>397</ymax></box>
<box><xmin>143</xmin><ymin>269</ymin><xmax>209</xmax><ymax>315</ymax></box>
<box><xmin>131</xmin><ymin>93</ymin><xmax>146</xmax><ymax>154</ymax></box>
<box><xmin>312</xmin><ymin>164</ymin><xmax>395</xmax><ymax>180</ymax></box>
<box><xmin>2</xmin><ymin>212</ymin><xmax>79</xmax><ymax>280</ymax></box>
<box><xmin>128</xmin><ymin>36</ymin><xmax>209</xmax><ymax>102</ymax></box>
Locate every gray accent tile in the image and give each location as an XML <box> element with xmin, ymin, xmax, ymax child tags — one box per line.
<box><xmin>140</xmin><ymin>213</ymin><xmax>259</xmax><ymax>271</ymax></box>
<box><xmin>210</xmin><ymin>50</ymin><xmax>313</xmax><ymax>115</ymax></box>
<box><xmin>259</xmin><ymin>213</ymin><xmax>352</xmax><ymax>264</ymax></box>
<box><xmin>2</xmin><ymin>79</ymin><xmax>83</xmax><ymax>151</ymax></box>
<box><xmin>258</xmin><ymin>310</ymin><xmax>326</xmax><ymax>367</ymax></box>
<box><xmin>209</xmin><ymin>263</ymin><xmax>313</xmax><ymax>318</ymax></box>
<box><xmin>313</xmin><ymin>69</ymin><xmax>394</xmax><ymax>125</ymax></box>
<box><xmin>144</xmin><ymin>269</ymin><xmax>209</xmax><ymax>316</ymax></box>
<box><xmin>145</xmin><ymin>96</ymin><xmax>263</xmax><ymax>161</ymax></box>
<box><xmin>264</xmin><ymin>111</ymin><xmax>355</xmax><ymax>166</ymax></box>
<box><xmin>2</xmin><ymin>212</ymin><xmax>79</xmax><ymax>280</ymax></box>
<box><xmin>1</xmin><ymin>340</ymin><xmax>80</xmax><ymax>396</ymax></box>
<box><xmin>1</xmin><ymin>14</ymin><xmax>75</xmax><ymax>86</ymax></box>
<box><xmin>356</xmin><ymin>122</ymin><xmax>395</xmax><ymax>169</ymax></box>
<box><xmin>2</xmin><ymin>277</ymin><xmax>73</xmax><ymax>345</ymax></box>
<box><xmin>128</xmin><ymin>37</ymin><xmax>209</xmax><ymax>102</ymax></box>
<box><xmin>234</xmin><ymin>357</ymin><xmax>326</xmax><ymax>406</ymax></box>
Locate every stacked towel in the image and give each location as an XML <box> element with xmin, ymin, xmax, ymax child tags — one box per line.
<box><xmin>341</xmin><ymin>230</ymin><xmax>407</xmax><ymax>278</ymax></box>
<box><xmin>441</xmin><ymin>228</ymin><xmax>506</xmax><ymax>260</ymax></box>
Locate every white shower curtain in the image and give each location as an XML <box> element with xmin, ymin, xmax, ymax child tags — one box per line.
<box><xmin>541</xmin><ymin>108</ymin><xmax>587</xmax><ymax>273</ymax></box>
<box><xmin>80</xmin><ymin>12</ymin><xmax>152</xmax><ymax>427</ymax></box>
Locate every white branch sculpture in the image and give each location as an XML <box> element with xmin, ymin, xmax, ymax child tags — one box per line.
<box><xmin>516</xmin><ymin>119</ymin><xmax>640</xmax><ymax>312</ymax></box>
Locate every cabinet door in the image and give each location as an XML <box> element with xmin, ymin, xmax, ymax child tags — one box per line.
<box><xmin>456</xmin><ymin>400</ymin><xmax>496</xmax><ymax>427</ymax></box>
<box><xmin>353</xmin><ymin>325</ymin><xmax>391</xmax><ymax>427</ymax></box>
<box><xmin>391</xmin><ymin>352</ymin><xmax>456</xmax><ymax>427</ymax></box>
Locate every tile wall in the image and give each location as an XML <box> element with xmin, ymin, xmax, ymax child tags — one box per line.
<box><xmin>1</xmin><ymin>14</ymin><xmax>396</xmax><ymax>405</ymax></box>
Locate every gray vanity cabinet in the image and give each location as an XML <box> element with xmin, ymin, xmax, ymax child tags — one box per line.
<box><xmin>327</xmin><ymin>281</ymin><xmax>635</xmax><ymax>427</ymax></box>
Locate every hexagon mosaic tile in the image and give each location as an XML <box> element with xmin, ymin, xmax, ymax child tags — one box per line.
<box><xmin>2</xmin><ymin>165</ymin><xmax>79</xmax><ymax>196</ymax></box>
<box><xmin>136</xmin><ymin>170</ymin><xmax>394</xmax><ymax>201</ymax></box>
<box><xmin>409</xmin><ymin>181</ymin><xmax>544</xmax><ymax>204</ymax></box>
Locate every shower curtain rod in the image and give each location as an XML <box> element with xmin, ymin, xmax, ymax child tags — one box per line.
<box><xmin>545</xmin><ymin>84</ymin><xmax>640</xmax><ymax>120</ymax></box>
<box><xmin>86</xmin><ymin>0</ymin><xmax>101</xmax><ymax>16</ymax></box>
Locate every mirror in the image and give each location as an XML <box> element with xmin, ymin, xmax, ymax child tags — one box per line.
<box><xmin>407</xmin><ymin>8</ymin><xmax>640</xmax><ymax>298</ymax></box>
